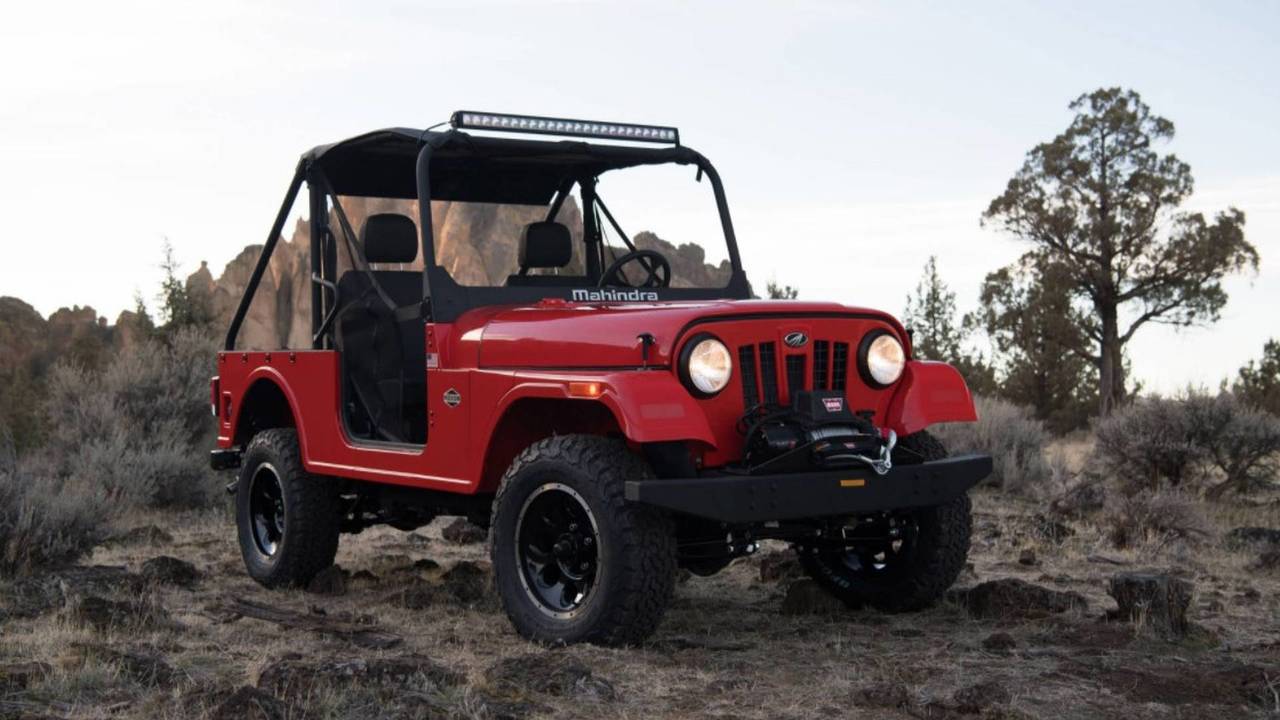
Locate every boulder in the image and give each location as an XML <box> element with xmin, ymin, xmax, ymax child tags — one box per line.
<box><xmin>951</xmin><ymin>579</ymin><xmax>1086</xmax><ymax>619</ymax></box>
<box><xmin>141</xmin><ymin>556</ymin><xmax>201</xmax><ymax>588</ymax></box>
<box><xmin>441</xmin><ymin>517</ymin><xmax>487</xmax><ymax>544</ymax></box>
<box><xmin>485</xmin><ymin>653</ymin><xmax>617</xmax><ymax>702</ymax></box>
<box><xmin>210</xmin><ymin>686</ymin><xmax>287</xmax><ymax>720</ymax></box>
<box><xmin>1107</xmin><ymin>573</ymin><xmax>1193</xmax><ymax>638</ymax></box>
<box><xmin>1017</xmin><ymin>549</ymin><xmax>1038</xmax><ymax>566</ymax></box>
<box><xmin>781</xmin><ymin>579</ymin><xmax>845</xmax><ymax>615</ymax></box>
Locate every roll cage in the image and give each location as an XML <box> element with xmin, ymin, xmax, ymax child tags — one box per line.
<box><xmin>224</xmin><ymin>126</ymin><xmax>751</xmax><ymax>351</ymax></box>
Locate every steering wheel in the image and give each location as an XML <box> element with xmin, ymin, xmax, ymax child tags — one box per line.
<box><xmin>598</xmin><ymin>250</ymin><xmax>672</xmax><ymax>288</ymax></box>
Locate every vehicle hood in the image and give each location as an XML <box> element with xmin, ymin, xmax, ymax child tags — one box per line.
<box><xmin>464</xmin><ymin>299</ymin><xmax>905</xmax><ymax>369</ymax></box>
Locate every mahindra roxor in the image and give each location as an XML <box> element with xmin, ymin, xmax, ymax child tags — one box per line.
<box><xmin>211</xmin><ymin>111</ymin><xmax>991</xmax><ymax>645</ymax></box>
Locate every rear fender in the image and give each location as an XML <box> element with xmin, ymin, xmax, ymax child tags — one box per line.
<box><xmin>884</xmin><ymin>360</ymin><xmax>977</xmax><ymax>436</ymax></box>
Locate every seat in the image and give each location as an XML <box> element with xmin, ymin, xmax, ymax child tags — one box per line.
<box><xmin>336</xmin><ymin>213</ymin><xmax>426</xmax><ymax>444</ymax></box>
<box><xmin>506</xmin><ymin>221</ymin><xmax>588</xmax><ymax>286</ymax></box>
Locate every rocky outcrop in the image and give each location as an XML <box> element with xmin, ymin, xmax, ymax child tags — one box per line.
<box><xmin>202</xmin><ymin>196</ymin><xmax>732</xmax><ymax>349</ymax></box>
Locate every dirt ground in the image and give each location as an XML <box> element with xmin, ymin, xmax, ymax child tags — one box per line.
<box><xmin>2</xmin><ymin>487</ymin><xmax>1279</xmax><ymax>720</ymax></box>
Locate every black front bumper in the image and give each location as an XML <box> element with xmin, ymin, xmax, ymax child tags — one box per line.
<box><xmin>625</xmin><ymin>454</ymin><xmax>992</xmax><ymax>523</ymax></box>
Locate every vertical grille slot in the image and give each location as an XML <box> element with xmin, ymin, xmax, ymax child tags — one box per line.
<box><xmin>785</xmin><ymin>355</ymin><xmax>806</xmax><ymax>400</ymax></box>
<box><xmin>738</xmin><ymin>344</ymin><xmax>759</xmax><ymax>408</ymax></box>
<box><xmin>813</xmin><ymin>340</ymin><xmax>830</xmax><ymax>389</ymax></box>
<box><xmin>759</xmin><ymin>342</ymin><xmax>778</xmax><ymax>404</ymax></box>
<box><xmin>832</xmin><ymin>342</ymin><xmax>849</xmax><ymax>391</ymax></box>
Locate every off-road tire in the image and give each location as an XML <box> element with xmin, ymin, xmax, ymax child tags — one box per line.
<box><xmin>235</xmin><ymin>429</ymin><xmax>341</xmax><ymax>588</ymax></box>
<box><xmin>490</xmin><ymin>434</ymin><xmax>677</xmax><ymax>646</ymax></box>
<box><xmin>799</xmin><ymin>431</ymin><xmax>971</xmax><ymax>612</ymax></box>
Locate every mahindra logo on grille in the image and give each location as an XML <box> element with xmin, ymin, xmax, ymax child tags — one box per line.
<box><xmin>783</xmin><ymin>331</ymin><xmax>809</xmax><ymax>348</ymax></box>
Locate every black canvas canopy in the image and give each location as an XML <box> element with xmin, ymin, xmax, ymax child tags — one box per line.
<box><xmin>304</xmin><ymin>128</ymin><xmax>704</xmax><ymax>205</ymax></box>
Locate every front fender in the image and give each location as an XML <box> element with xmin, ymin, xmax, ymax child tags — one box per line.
<box><xmin>884</xmin><ymin>360</ymin><xmax>977</xmax><ymax>436</ymax></box>
<box><xmin>490</xmin><ymin>371</ymin><xmax>717</xmax><ymax>448</ymax></box>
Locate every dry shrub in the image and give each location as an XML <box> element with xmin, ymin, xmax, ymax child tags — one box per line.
<box><xmin>934</xmin><ymin>396</ymin><xmax>1050</xmax><ymax>493</ymax></box>
<box><xmin>0</xmin><ymin>428</ymin><xmax>106</xmax><ymax>575</ymax></box>
<box><xmin>1096</xmin><ymin>391</ymin><xmax>1280</xmax><ymax>498</ymax></box>
<box><xmin>44</xmin><ymin>328</ymin><xmax>219</xmax><ymax>509</ymax></box>
<box><xmin>1105</xmin><ymin>491</ymin><xmax>1210</xmax><ymax>550</ymax></box>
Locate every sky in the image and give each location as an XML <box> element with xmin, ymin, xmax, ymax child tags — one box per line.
<box><xmin>1</xmin><ymin>0</ymin><xmax>1276</xmax><ymax>394</ymax></box>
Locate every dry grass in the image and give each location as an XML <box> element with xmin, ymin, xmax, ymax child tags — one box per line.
<box><xmin>1</xmin><ymin>486</ymin><xmax>1278</xmax><ymax>720</ymax></box>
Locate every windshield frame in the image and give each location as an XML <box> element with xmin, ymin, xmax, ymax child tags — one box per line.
<box><xmin>413</xmin><ymin>131</ymin><xmax>751</xmax><ymax>322</ymax></box>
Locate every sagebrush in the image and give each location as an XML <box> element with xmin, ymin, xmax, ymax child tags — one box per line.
<box><xmin>933</xmin><ymin>396</ymin><xmax>1050</xmax><ymax>493</ymax></box>
<box><xmin>44</xmin><ymin>327</ymin><xmax>221</xmax><ymax>509</ymax></box>
<box><xmin>0</xmin><ymin>426</ymin><xmax>106</xmax><ymax>575</ymax></box>
<box><xmin>1095</xmin><ymin>391</ymin><xmax>1280</xmax><ymax>497</ymax></box>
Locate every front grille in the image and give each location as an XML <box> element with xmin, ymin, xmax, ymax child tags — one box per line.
<box><xmin>738</xmin><ymin>338</ymin><xmax>851</xmax><ymax>407</ymax></box>
<box><xmin>758</xmin><ymin>342</ymin><xmax>778</xmax><ymax>404</ymax></box>
<box><xmin>813</xmin><ymin>340</ymin><xmax>830</xmax><ymax>389</ymax></box>
<box><xmin>738</xmin><ymin>345</ymin><xmax>759</xmax><ymax>408</ymax></box>
<box><xmin>785</xmin><ymin>355</ymin><xmax>806</xmax><ymax>397</ymax></box>
<box><xmin>832</xmin><ymin>341</ymin><xmax>849</xmax><ymax>391</ymax></box>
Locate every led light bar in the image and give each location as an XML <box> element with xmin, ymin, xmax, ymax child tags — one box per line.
<box><xmin>450</xmin><ymin>110</ymin><xmax>679</xmax><ymax>145</ymax></box>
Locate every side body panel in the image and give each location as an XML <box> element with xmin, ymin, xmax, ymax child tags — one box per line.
<box><xmin>217</xmin><ymin>303</ymin><xmax>979</xmax><ymax>495</ymax></box>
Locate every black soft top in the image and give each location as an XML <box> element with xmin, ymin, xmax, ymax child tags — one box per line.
<box><xmin>303</xmin><ymin>128</ymin><xmax>703</xmax><ymax>205</ymax></box>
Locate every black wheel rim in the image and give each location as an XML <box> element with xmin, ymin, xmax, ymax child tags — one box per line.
<box><xmin>248</xmin><ymin>464</ymin><xmax>285</xmax><ymax>557</ymax></box>
<box><xmin>515</xmin><ymin>483</ymin><xmax>601</xmax><ymax>618</ymax></box>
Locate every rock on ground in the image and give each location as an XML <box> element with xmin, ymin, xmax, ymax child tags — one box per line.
<box><xmin>982</xmin><ymin>632</ymin><xmax>1017</xmax><ymax>652</ymax></box>
<box><xmin>441</xmin><ymin>517</ymin><xmax>488</xmax><ymax>544</ymax></box>
<box><xmin>306</xmin><ymin>565</ymin><xmax>348</xmax><ymax>596</ymax></box>
<box><xmin>141</xmin><ymin>556</ymin><xmax>201</xmax><ymax>588</ymax></box>
<box><xmin>781</xmin><ymin>579</ymin><xmax>845</xmax><ymax>615</ymax></box>
<box><xmin>1107</xmin><ymin>573</ymin><xmax>1193</xmax><ymax>638</ymax></box>
<box><xmin>485</xmin><ymin>653</ymin><xmax>617</xmax><ymax>702</ymax></box>
<box><xmin>951</xmin><ymin>579</ymin><xmax>1087</xmax><ymax>619</ymax></box>
<box><xmin>1224</xmin><ymin>526</ymin><xmax>1280</xmax><ymax>549</ymax></box>
<box><xmin>1255</xmin><ymin>549</ymin><xmax>1280</xmax><ymax>572</ymax></box>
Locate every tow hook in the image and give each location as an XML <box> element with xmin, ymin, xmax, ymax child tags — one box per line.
<box><xmin>851</xmin><ymin>430</ymin><xmax>896</xmax><ymax>476</ymax></box>
<box><xmin>225</xmin><ymin>480</ymin><xmax>238</xmax><ymax>496</ymax></box>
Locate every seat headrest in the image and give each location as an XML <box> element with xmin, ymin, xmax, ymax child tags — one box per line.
<box><xmin>359</xmin><ymin>214</ymin><xmax>418</xmax><ymax>264</ymax></box>
<box><xmin>519</xmin><ymin>222</ymin><xmax>572</xmax><ymax>269</ymax></box>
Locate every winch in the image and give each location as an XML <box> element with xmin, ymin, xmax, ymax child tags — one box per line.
<box><xmin>741</xmin><ymin>390</ymin><xmax>896</xmax><ymax>474</ymax></box>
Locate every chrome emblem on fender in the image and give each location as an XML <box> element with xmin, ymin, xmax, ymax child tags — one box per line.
<box><xmin>783</xmin><ymin>331</ymin><xmax>809</xmax><ymax>348</ymax></box>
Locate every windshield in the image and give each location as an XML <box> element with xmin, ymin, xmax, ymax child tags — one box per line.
<box><xmin>432</xmin><ymin>163</ymin><xmax>734</xmax><ymax>290</ymax></box>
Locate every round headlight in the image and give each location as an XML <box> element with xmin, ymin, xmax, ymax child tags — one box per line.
<box><xmin>858</xmin><ymin>331</ymin><xmax>905</xmax><ymax>388</ymax></box>
<box><xmin>680</xmin><ymin>334</ymin><xmax>733</xmax><ymax>397</ymax></box>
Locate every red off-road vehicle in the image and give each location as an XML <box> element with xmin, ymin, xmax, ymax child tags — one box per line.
<box><xmin>211</xmin><ymin>111</ymin><xmax>991</xmax><ymax>645</ymax></box>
